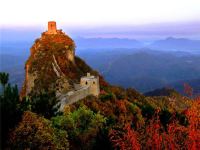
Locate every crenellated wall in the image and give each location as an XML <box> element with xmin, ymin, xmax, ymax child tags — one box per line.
<box><xmin>59</xmin><ymin>73</ymin><xmax>100</xmax><ymax>111</ymax></box>
<box><xmin>59</xmin><ymin>85</ymin><xmax>90</xmax><ymax>110</ymax></box>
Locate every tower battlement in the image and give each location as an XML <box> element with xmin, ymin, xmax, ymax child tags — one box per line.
<box><xmin>80</xmin><ymin>73</ymin><xmax>100</xmax><ymax>96</ymax></box>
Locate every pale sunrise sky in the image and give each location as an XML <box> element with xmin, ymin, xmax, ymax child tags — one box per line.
<box><xmin>1</xmin><ymin>0</ymin><xmax>200</xmax><ymax>40</ymax></box>
<box><xmin>0</xmin><ymin>0</ymin><xmax>200</xmax><ymax>27</ymax></box>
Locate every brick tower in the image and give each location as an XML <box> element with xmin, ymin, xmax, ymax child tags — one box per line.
<box><xmin>47</xmin><ymin>21</ymin><xmax>57</xmax><ymax>34</ymax></box>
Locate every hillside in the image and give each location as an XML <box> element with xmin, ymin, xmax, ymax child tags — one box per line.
<box><xmin>169</xmin><ymin>78</ymin><xmax>200</xmax><ymax>97</ymax></box>
<box><xmin>144</xmin><ymin>87</ymin><xmax>181</xmax><ymax>97</ymax></box>
<box><xmin>20</xmin><ymin>28</ymin><xmax>105</xmax><ymax>97</ymax></box>
<box><xmin>1</xmin><ymin>22</ymin><xmax>199</xmax><ymax>150</ymax></box>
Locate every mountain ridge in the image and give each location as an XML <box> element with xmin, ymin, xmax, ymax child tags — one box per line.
<box><xmin>148</xmin><ymin>37</ymin><xmax>200</xmax><ymax>51</ymax></box>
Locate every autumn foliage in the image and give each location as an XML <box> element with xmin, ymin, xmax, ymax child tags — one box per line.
<box><xmin>2</xmin><ymin>72</ymin><xmax>200</xmax><ymax>150</ymax></box>
<box><xmin>109</xmin><ymin>124</ymin><xmax>140</xmax><ymax>150</ymax></box>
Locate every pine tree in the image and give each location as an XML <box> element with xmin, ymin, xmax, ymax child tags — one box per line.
<box><xmin>0</xmin><ymin>72</ymin><xmax>9</xmax><ymax>92</ymax></box>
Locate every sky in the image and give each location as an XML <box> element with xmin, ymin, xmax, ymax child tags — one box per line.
<box><xmin>0</xmin><ymin>0</ymin><xmax>200</xmax><ymax>39</ymax></box>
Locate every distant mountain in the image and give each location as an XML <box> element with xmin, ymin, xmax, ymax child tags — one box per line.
<box><xmin>148</xmin><ymin>37</ymin><xmax>200</xmax><ymax>51</ymax></box>
<box><xmin>75</xmin><ymin>37</ymin><xmax>144</xmax><ymax>49</ymax></box>
<box><xmin>168</xmin><ymin>78</ymin><xmax>200</xmax><ymax>97</ymax></box>
<box><xmin>94</xmin><ymin>50</ymin><xmax>200</xmax><ymax>93</ymax></box>
<box><xmin>144</xmin><ymin>87</ymin><xmax>180</xmax><ymax>97</ymax></box>
<box><xmin>144</xmin><ymin>78</ymin><xmax>200</xmax><ymax>97</ymax></box>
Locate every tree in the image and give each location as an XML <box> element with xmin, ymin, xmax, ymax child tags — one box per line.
<box><xmin>52</xmin><ymin>105</ymin><xmax>106</xmax><ymax>149</ymax></box>
<box><xmin>0</xmin><ymin>74</ymin><xmax>21</xmax><ymax>149</ymax></box>
<box><xmin>9</xmin><ymin>111</ymin><xmax>69</xmax><ymax>150</ymax></box>
<box><xmin>0</xmin><ymin>72</ymin><xmax>9</xmax><ymax>91</ymax></box>
<box><xmin>184</xmin><ymin>97</ymin><xmax>200</xmax><ymax>149</ymax></box>
<box><xmin>29</xmin><ymin>90</ymin><xmax>59</xmax><ymax>119</ymax></box>
<box><xmin>109</xmin><ymin>124</ymin><xmax>140</xmax><ymax>150</ymax></box>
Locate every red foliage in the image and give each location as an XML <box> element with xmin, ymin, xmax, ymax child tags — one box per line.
<box><xmin>99</xmin><ymin>75</ymin><xmax>109</xmax><ymax>87</ymax></box>
<box><xmin>42</xmin><ymin>33</ymin><xmax>74</xmax><ymax>46</ymax></box>
<box><xmin>109</xmin><ymin>124</ymin><xmax>140</xmax><ymax>150</ymax></box>
<box><xmin>142</xmin><ymin>104</ymin><xmax>200</xmax><ymax>150</ymax></box>
<box><xmin>163</xmin><ymin>121</ymin><xmax>187</xmax><ymax>149</ymax></box>
<box><xmin>184</xmin><ymin>83</ymin><xmax>193</xmax><ymax>97</ymax></box>
<box><xmin>100</xmin><ymin>90</ymin><xmax>107</xmax><ymax>95</ymax></box>
<box><xmin>116</xmin><ymin>100</ymin><xmax>127</xmax><ymax>113</ymax></box>
<box><xmin>184</xmin><ymin>97</ymin><xmax>200</xmax><ymax>150</ymax></box>
<box><xmin>145</xmin><ymin>110</ymin><xmax>163</xmax><ymax>150</ymax></box>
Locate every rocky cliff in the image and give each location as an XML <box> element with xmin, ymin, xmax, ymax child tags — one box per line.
<box><xmin>20</xmin><ymin>27</ymin><xmax>105</xmax><ymax>97</ymax></box>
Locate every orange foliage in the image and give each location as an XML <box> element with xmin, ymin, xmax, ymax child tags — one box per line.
<box><xmin>41</xmin><ymin>32</ymin><xmax>74</xmax><ymax>47</ymax></box>
<box><xmin>163</xmin><ymin>121</ymin><xmax>187</xmax><ymax>149</ymax></box>
<box><xmin>116</xmin><ymin>100</ymin><xmax>127</xmax><ymax>113</ymax></box>
<box><xmin>143</xmin><ymin>99</ymin><xmax>200</xmax><ymax>150</ymax></box>
<box><xmin>145</xmin><ymin>110</ymin><xmax>163</xmax><ymax>150</ymax></box>
<box><xmin>184</xmin><ymin>97</ymin><xmax>200</xmax><ymax>150</ymax></box>
<box><xmin>109</xmin><ymin>124</ymin><xmax>140</xmax><ymax>150</ymax></box>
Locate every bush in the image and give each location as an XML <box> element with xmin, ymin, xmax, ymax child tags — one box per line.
<box><xmin>29</xmin><ymin>90</ymin><xmax>59</xmax><ymax>119</ymax></box>
<box><xmin>100</xmin><ymin>92</ymin><xmax>115</xmax><ymax>102</ymax></box>
<box><xmin>9</xmin><ymin>111</ymin><xmax>69</xmax><ymax>150</ymax></box>
<box><xmin>52</xmin><ymin>105</ymin><xmax>107</xmax><ymax>149</ymax></box>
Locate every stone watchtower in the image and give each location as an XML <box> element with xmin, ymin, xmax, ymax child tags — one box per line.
<box><xmin>47</xmin><ymin>21</ymin><xmax>57</xmax><ymax>34</ymax></box>
<box><xmin>80</xmin><ymin>73</ymin><xmax>100</xmax><ymax>96</ymax></box>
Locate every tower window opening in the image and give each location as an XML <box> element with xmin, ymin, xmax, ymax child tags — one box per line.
<box><xmin>85</xmin><ymin>81</ymin><xmax>88</xmax><ymax>85</ymax></box>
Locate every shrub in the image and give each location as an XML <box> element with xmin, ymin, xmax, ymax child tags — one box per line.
<box><xmin>100</xmin><ymin>92</ymin><xmax>115</xmax><ymax>102</ymax></box>
<box><xmin>9</xmin><ymin>111</ymin><xmax>69</xmax><ymax>150</ymax></box>
<box><xmin>52</xmin><ymin>105</ymin><xmax>107</xmax><ymax>149</ymax></box>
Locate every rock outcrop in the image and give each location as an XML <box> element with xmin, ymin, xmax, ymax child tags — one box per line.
<box><xmin>20</xmin><ymin>22</ymin><xmax>103</xmax><ymax>98</ymax></box>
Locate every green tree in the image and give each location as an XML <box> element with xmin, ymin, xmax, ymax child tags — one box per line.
<box><xmin>0</xmin><ymin>73</ymin><xmax>21</xmax><ymax>149</ymax></box>
<box><xmin>52</xmin><ymin>105</ymin><xmax>106</xmax><ymax>149</ymax></box>
<box><xmin>29</xmin><ymin>90</ymin><xmax>59</xmax><ymax>119</ymax></box>
<box><xmin>0</xmin><ymin>72</ymin><xmax>9</xmax><ymax>91</ymax></box>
